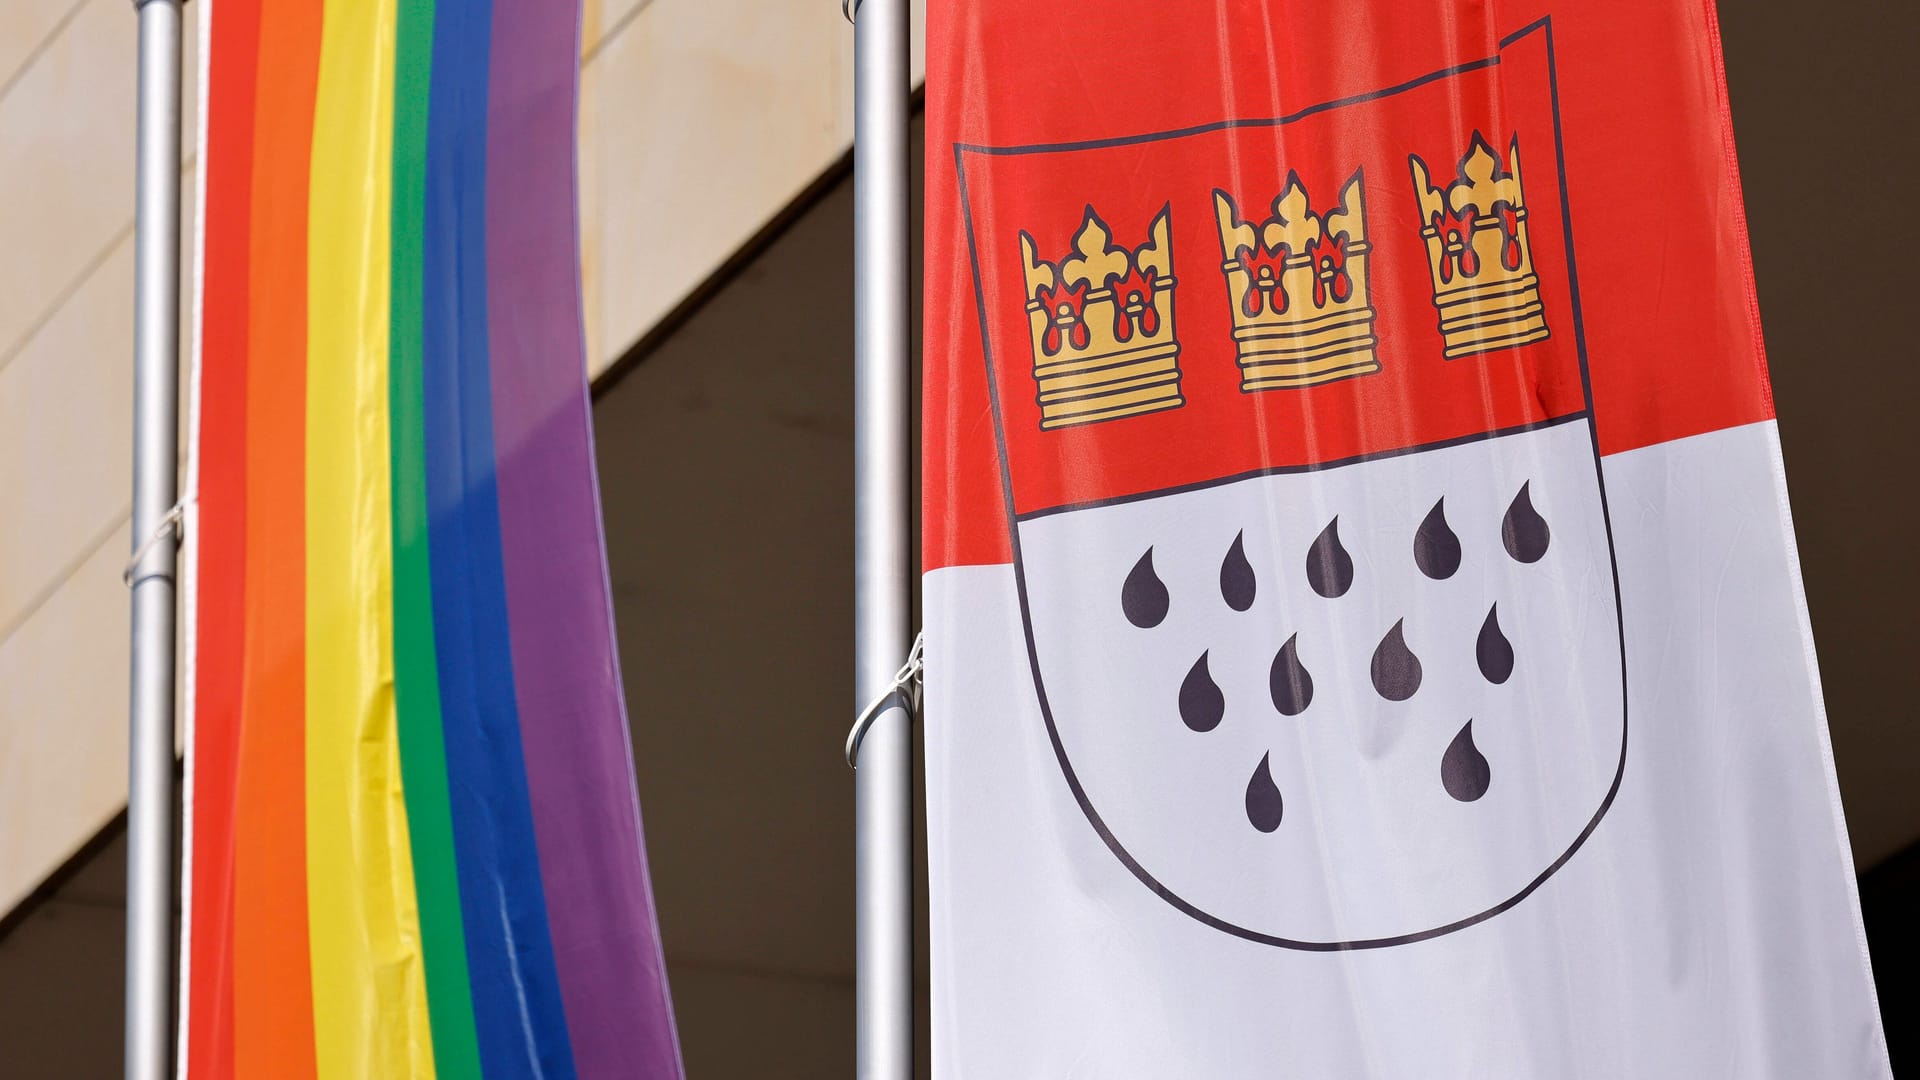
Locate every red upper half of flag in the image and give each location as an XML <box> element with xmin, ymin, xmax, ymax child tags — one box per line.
<box><xmin>926</xmin><ymin>1</ymin><xmax>1773</xmax><ymax>569</ymax></box>
<box><xmin>963</xmin><ymin>28</ymin><xmax>1583</xmax><ymax>516</ymax></box>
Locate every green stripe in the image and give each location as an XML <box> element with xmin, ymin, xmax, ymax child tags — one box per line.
<box><xmin>389</xmin><ymin>0</ymin><xmax>483</xmax><ymax>1072</ymax></box>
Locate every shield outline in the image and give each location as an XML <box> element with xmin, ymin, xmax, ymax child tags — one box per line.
<box><xmin>953</xmin><ymin>16</ymin><xmax>1630</xmax><ymax>950</ymax></box>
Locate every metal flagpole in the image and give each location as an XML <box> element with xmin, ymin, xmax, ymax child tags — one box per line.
<box><xmin>851</xmin><ymin>0</ymin><xmax>914</xmax><ymax>1076</ymax></box>
<box><xmin>127</xmin><ymin>1</ymin><xmax>185</xmax><ymax>1078</ymax></box>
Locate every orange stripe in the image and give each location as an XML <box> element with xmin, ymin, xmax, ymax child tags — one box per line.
<box><xmin>184</xmin><ymin>0</ymin><xmax>261</xmax><ymax>1074</ymax></box>
<box><xmin>231</xmin><ymin>1</ymin><xmax>321</xmax><ymax>1075</ymax></box>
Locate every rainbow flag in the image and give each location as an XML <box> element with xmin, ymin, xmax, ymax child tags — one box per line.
<box><xmin>180</xmin><ymin>1</ymin><xmax>682</xmax><ymax>1076</ymax></box>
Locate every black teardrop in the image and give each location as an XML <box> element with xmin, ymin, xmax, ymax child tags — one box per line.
<box><xmin>1501</xmin><ymin>482</ymin><xmax>1551</xmax><ymax>564</ymax></box>
<box><xmin>1179</xmin><ymin>652</ymin><xmax>1225</xmax><ymax>733</ymax></box>
<box><xmin>1413</xmin><ymin>497</ymin><xmax>1462</xmax><ymax>580</ymax></box>
<box><xmin>1246</xmin><ymin>753</ymin><xmax>1285</xmax><ymax>832</ymax></box>
<box><xmin>1220</xmin><ymin>531</ymin><xmax>1257</xmax><ymax>612</ymax></box>
<box><xmin>1441</xmin><ymin>721</ymin><xmax>1492</xmax><ymax>802</ymax></box>
<box><xmin>1121</xmin><ymin>548</ymin><xmax>1170</xmax><ymax>628</ymax></box>
<box><xmin>1477</xmin><ymin>604</ymin><xmax>1515</xmax><ymax>684</ymax></box>
<box><xmin>1370</xmin><ymin>618</ymin><xmax>1423</xmax><ymax>701</ymax></box>
<box><xmin>1305</xmin><ymin>516</ymin><xmax>1355</xmax><ymax>598</ymax></box>
<box><xmin>1270</xmin><ymin>633</ymin><xmax>1314</xmax><ymax>716</ymax></box>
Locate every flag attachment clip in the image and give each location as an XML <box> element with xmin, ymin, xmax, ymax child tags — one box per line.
<box><xmin>846</xmin><ymin>629</ymin><xmax>924</xmax><ymax>767</ymax></box>
<box><xmin>123</xmin><ymin>499</ymin><xmax>187</xmax><ymax>587</ymax></box>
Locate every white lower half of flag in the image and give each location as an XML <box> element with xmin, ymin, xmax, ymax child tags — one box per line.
<box><xmin>926</xmin><ymin>421</ymin><xmax>1890</xmax><ymax>1078</ymax></box>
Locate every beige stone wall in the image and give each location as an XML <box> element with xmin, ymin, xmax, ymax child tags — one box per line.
<box><xmin>580</xmin><ymin>0</ymin><xmax>926</xmax><ymax>374</ymax></box>
<box><xmin>0</xmin><ymin>0</ymin><xmax>924</xmax><ymax>918</ymax></box>
<box><xmin>0</xmin><ymin>0</ymin><xmax>197</xmax><ymax>919</ymax></box>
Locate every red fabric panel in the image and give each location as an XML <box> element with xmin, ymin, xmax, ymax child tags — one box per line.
<box><xmin>926</xmin><ymin>1</ymin><xmax>1772</xmax><ymax>568</ymax></box>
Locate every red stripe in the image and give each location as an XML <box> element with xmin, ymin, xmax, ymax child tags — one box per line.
<box><xmin>229</xmin><ymin>0</ymin><xmax>321</xmax><ymax>1075</ymax></box>
<box><xmin>184</xmin><ymin>0</ymin><xmax>262</xmax><ymax>1074</ymax></box>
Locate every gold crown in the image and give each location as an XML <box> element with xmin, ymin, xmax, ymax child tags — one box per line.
<box><xmin>1409</xmin><ymin>132</ymin><xmax>1550</xmax><ymax>358</ymax></box>
<box><xmin>1019</xmin><ymin>205</ymin><xmax>1182</xmax><ymax>430</ymax></box>
<box><xmin>1213</xmin><ymin>170</ymin><xmax>1380</xmax><ymax>391</ymax></box>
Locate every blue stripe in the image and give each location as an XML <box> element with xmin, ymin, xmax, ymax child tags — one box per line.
<box><xmin>420</xmin><ymin>2</ymin><xmax>579</xmax><ymax>1076</ymax></box>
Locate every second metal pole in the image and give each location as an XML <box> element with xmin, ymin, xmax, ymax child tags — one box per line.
<box><xmin>853</xmin><ymin>0</ymin><xmax>914</xmax><ymax>1076</ymax></box>
<box><xmin>127</xmin><ymin>2</ymin><xmax>184</xmax><ymax>1078</ymax></box>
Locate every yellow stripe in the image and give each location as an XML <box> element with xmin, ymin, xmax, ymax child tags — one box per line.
<box><xmin>305</xmin><ymin>0</ymin><xmax>434</xmax><ymax>1076</ymax></box>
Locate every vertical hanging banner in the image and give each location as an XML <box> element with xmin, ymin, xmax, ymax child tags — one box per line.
<box><xmin>925</xmin><ymin>3</ymin><xmax>1891</xmax><ymax>1076</ymax></box>
<box><xmin>180</xmin><ymin>0</ymin><xmax>684</xmax><ymax>1076</ymax></box>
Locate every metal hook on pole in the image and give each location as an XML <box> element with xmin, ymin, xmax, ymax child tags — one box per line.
<box><xmin>122</xmin><ymin>499</ymin><xmax>186</xmax><ymax>588</ymax></box>
<box><xmin>846</xmin><ymin>631</ymin><xmax>924</xmax><ymax>767</ymax></box>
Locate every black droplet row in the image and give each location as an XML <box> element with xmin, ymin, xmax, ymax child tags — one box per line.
<box><xmin>1185</xmin><ymin>599</ymin><xmax>1520</xmax><ymax>750</ymax></box>
<box><xmin>1120</xmin><ymin>482</ymin><xmax>1551</xmax><ymax>632</ymax></box>
<box><xmin>1242</xmin><ymin>717</ymin><xmax>1492</xmax><ymax>832</ymax></box>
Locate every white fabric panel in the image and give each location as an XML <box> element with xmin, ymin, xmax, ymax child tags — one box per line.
<box><xmin>926</xmin><ymin>420</ymin><xmax>1888</xmax><ymax>1078</ymax></box>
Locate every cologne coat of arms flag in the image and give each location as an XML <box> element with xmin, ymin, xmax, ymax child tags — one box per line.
<box><xmin>923</xmin><ymin>3</ymin><xmax>1892</xmax><ymax>1075</ymax></box>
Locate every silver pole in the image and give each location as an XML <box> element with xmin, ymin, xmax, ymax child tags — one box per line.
<box><xmin>853</xmin><ymin>0</ymin><xmax>913</xmax><ymax>1076</ymax></box>
<box><xmin>127</xmin><ymin>2</ymin><xmax>183</xmax><ymax>1078</ymax></box>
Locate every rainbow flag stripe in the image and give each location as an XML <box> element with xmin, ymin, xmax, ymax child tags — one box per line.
<box><xmin>182</xmin><ymin>1</ymin><xmax>682</xmax><ymax>1076</ymax></box>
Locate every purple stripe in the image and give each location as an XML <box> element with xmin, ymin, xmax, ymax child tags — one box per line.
<box><xmin>484</xmin><ymin>1</ymin><xmax>684</xmax><ymax>1075</ymax></box>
